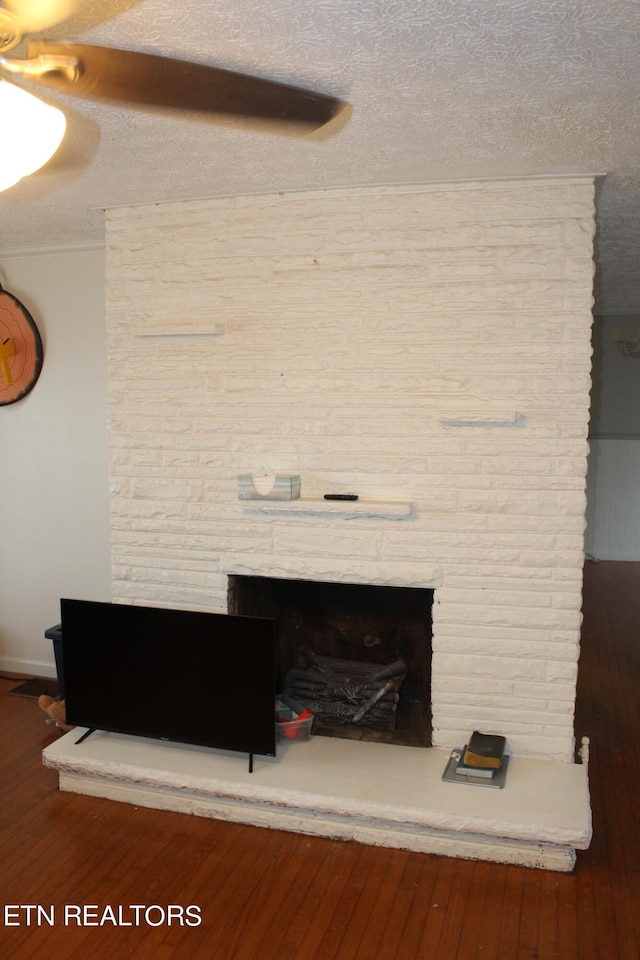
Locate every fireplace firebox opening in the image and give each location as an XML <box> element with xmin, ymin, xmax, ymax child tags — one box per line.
<box><xmin>228</xmin><ymin>575</ymin><xmax>433</xmax><ymax>747</ymax></box>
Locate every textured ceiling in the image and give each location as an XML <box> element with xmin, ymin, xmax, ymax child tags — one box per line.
<box><xmin>1</xmin><ymin>0</ymin><xmax>639</xmax><ymax>313</ymax></box>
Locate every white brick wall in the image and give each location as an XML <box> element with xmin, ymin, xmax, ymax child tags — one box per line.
<box><xmin>105</xmin><ymin>178</ymin><xmax>596</xmax><ymax>761</ymax></box>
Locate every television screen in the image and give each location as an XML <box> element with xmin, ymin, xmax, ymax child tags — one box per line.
<box><xmin>61</xmin><ymin>598</ymin><xmax>276</xmax><ymax>759</ymax></box>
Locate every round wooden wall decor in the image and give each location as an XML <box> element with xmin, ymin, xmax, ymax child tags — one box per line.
<box><xmin>0</xmin><ymin>284</ymin><xmax>44</xmax><ymax>406</ymax></box>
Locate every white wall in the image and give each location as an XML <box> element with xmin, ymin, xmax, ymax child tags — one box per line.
<box><xmin>585</xmin><ymin>312</ymin><xmax>640</xmax><ymax>559</ymax></box>
<box><xmin>0</xmin><ymin>247</ymin><xmax>112</xmax><ymax>677</ymax></box>
<box><xmin>589</xmin><ymin>313</ymin><xmax>640</xmax><ymax>437</ymax></box>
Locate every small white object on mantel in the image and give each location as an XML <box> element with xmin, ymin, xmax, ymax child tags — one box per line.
<box><xmin>237</xmin><ymin>472</ymin><xmax>301</xmax><ymax>501</ymax></box>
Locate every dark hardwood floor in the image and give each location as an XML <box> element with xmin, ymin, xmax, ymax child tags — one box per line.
<box><xmin>1</xmin><ymin>560</ymin><xmax>638</xmax><ymax>959</ymax></box>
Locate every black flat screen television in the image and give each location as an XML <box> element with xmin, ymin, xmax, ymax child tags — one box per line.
<box><xmin>60</xmin><ymin>598</ymin><xmax>276</xmax><ymax>760</ymax></box>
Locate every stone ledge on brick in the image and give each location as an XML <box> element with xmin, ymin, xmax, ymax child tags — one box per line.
<box><xmin>440</xmin><ymin>411</ymin><xmax>524</xmax><ymax>428</ymax></box>
<box><xmin>240</xmin><ymin>497</ymin><xmax>415</xmax><ymax>519</ymax></box>
<box><xmin>222</xmin><ymin>553</ymin><xmax>443</xmax><ymax>588</ymax></box>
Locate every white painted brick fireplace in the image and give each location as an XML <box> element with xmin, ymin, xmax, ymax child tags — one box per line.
<box><xmin>104</xmin><ymin>177</ymin><xmax>596</xmax><ymax>763</ymax></box>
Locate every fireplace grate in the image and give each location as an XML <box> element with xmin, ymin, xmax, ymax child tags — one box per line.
<box><xmin>284</xmin><ymin>646</ymin><xmax>407</xmax><ymax>732</ymax></box>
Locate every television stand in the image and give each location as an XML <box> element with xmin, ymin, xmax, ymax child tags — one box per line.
<box><xmin>75</xmin><ymin>728</ymin><xmax>96</xmax><ymax>745</ymax></box>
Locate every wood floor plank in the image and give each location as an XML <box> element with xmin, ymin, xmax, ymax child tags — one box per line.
<box><xmin>517</xmin><ymin>869</ymin><xmax>541</xmax><ymax>960</ymax></box>
<box><xmin>215</xmin><ymin>832</ymin><xmax>328</xmax><ymax>960</ymax></box>
<box><xmin>436</xmin><ymin>861</ymin><xmax>491</xmax><ymax>960</ymax></box>
<box><xmin>495</xmin><ymin>865</ymin><xmax>525</xmax><ymax>957</ymax></box>
<box><xmin>249</xmin><ymin>839</ymin><xmax>334</xmax><ymax>960</ymax></box>
<box><xmin>291</xmin><ymin>845</ymin><xmax>363</xmax><ymax>960</ymax></box>
<box><xmin>411</xmin><ymin>856</ymin><xmax>458</xmax><ymax>957</ymax></box>
<box><xmin>368</xmin><ymin>852</ymin><xmax>426</xmax><ymax>959</ymax></box>
<box><xmin>539</xmin><ymin>871</ymin><xmax>568</xmax><ymax>960</ymax></box>
<box><xmin>443</xmin><ymin>860</ymin><xmax>493</xmax><ymax>958</ymax></box>
<box><xmin>556</xmin><ymin>872</ymin><xmax>579</xmax><ymax>960</ymax></box>
<box><xmin>331</xmin><ymin>846</ymin><xmax>426</xmax><ymax>960</ymax></box>
<box><xmin>307</xmin><ymin>844</ymin><xmax>374</xmax><ymax>960</ymax></box>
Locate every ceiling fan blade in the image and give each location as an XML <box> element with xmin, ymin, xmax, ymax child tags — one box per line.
<box><xmin>24</xmin><ymin>41</ymin><xmax>346</xmax><ymax>131</ymax></box>
<box><xmin>2</xmin><ymin>0</ymin><xmax>79</xmax><ymax>34</ymax></box>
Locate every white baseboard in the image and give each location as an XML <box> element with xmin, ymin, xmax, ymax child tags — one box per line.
<box><xmin>0</xmin><ymin>656</ymin><xmax>57</xmax><ymax>679</ymax></box>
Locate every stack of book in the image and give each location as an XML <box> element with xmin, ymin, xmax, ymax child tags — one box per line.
<box><xmin>455</xmin><ymin>731</ymin><xmax>507</xmax><ymax>781</ymax></box>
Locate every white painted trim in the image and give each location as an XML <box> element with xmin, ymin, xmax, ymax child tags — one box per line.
<box><xmin>0</xmin><ymin>656</ymin><xmax>57</xmax><ymax>679</ymax></box>
<box><xmin>104</xmin><ymin>174</ymin><xmax>600</xmax><ymax>216</ymax></box>
<box><xmin>0</xmin><ymin>241</ymin><xmax>104</xmax><ymax>260</ymax></box>
<box><xmin>44</xmin><ymin>730</ymin><xmax>591</xmax><ymax>872</ymax></box>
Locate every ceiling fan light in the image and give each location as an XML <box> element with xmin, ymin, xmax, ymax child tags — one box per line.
<box><xmin>3</xmin><ymin>0</ymin><xmax>78</xmax><ymax>34</ymax></box>
<box><xmin>0</xmin><ymin>81</ymin><xmax>66</xmax><ymax>191</ymax></box>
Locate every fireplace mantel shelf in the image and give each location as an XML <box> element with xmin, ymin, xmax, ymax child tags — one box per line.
<box><xmin>240</xmin><ymin>497</ymin><xmax>414</xmax><ymax>519</ymax></box>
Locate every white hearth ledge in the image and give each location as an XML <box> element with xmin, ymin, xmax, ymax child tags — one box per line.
<box><xmin>43</xmin><ymin>731</ymin><xmax>591</xmax><ymax>872</ymax></box>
